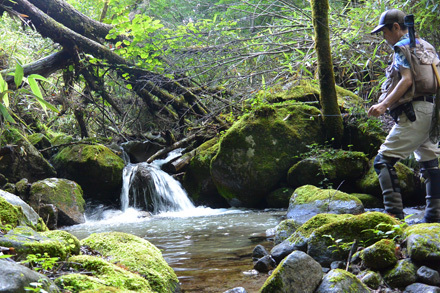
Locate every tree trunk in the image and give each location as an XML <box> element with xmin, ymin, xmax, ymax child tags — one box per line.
<box><xmin>311</xmin><ymin>0</ymin><xmax>343</xmax><ymax>146</ymax></box>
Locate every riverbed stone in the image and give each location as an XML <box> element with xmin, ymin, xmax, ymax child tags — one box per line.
<box><xmin>252</xmin><ymin>244</ymin><xmax>268</xmax><ymax>261</ymax></box>
<box><xmin>404</xmin><ymin>283</ymin><xmax>440</xmax><ymax>293</ymax></box>
<box><xmin>383</xmin><ymin>259</ymin><xmax>418</xmax><ymax>289</ymax></box>
<box><xmin>81</xmin><ymin>232</ymin><xmax>180</xmax><ymax>293</ymax></box>
<box><xmin>274</xmin><ymin>219</ymin><xmax>301</xmax><ymax>245</ymax></box>
<box><xmin>0</xmin><ymin>259</ymin><xmax>59</xmax><ymax>293</ymax></box>
<box><xmin>271</xmin><ymin>213</ymin><xmax>351</xmax><ymax>263</ymax></box>
<box><xmin>29</xmin><ymin>178</ymin><xmax>85</xmax><ymax>226</ymax></box>
<box><xmin>254</xmin><ymin>255</ymin><xmax>276</xmax><ymax>273</ymax></box>
<box><xmin>51</xmin><ymin>144</ymin><xmax>124</xmax><ymax>203</ymax></box>
<box><xmin>0</xmin><ymin>226</ymin><xmax>75</xmax><ymax>259</ymax></box>
<box><xmin>210</xmin><ymin>102</ymin><xmax>324</xmax><ymax>207</ymax></box>
<box><xmin>417</xmin><ymin>266</ymin><xmax>440</xmax><ymax>286</ymax></box>
<box><xmin>55</xmin><ymin>255</ymin><xmax>153</xmax><ymax>292</ymax></box>
<box><xmin>360</xmin><ymin>239</ymin><xmax>398</xmax><ymax>270</ymax></box>
<box><xmin>286</xmin><ymin>185</ymin><xmax>364</xmax><ymax>224</ymax></box>
<box><xmin>405</xmin><ymin>224</ymin><xmax>440</xmax><ymax>264</ymax></box>
<box><xmin>357</xmin><ymin>270</ymin><xmax>383</xmax><ymax>290</ymax></box>
<box><xmin>307</xmin><ymin>212</ymin><xmax>400</xmax><ymax>266</ymax></box>
<box><xmin>315</xmin><ymin>269</ymin><xmax>369</xmax><ymax>293</ymax></box>
<box><xmin>287</xmin><ymin>150</ymin><xmax>369</xmax><ymax>192</ymax></box>
<box><xmin>260</xmin><ymin>250</ymin><xmax>322</xmax><ymax>293</ymax></box>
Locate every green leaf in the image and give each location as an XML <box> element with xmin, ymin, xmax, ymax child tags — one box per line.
<box><xmin>0</xmin><ymin>104</ymin><xmax>15</xmax><ymax>123</ymax></box>
<box><xmin>14</xmin><ymin>62</ymin><xmax>24</xmax><ymax>89</ymax></box>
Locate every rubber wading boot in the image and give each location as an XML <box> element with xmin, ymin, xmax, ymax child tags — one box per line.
<box><xmin>421</xmin><ymin>159</ymin><xmax>440</xmax><ymax>223</ymax></box>
<box><xmin>374</xmin><ymin>154</ymin><xmax>404</xmax><ymax>220</ymax></box>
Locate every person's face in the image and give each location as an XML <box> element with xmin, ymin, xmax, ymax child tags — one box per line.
<box><xmin>382</xmin><ymin>24</ymin><xmax>400</xmax><ymax>46</ymax></box>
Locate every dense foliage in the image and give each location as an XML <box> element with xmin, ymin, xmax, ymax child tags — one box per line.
<box><xmin>0</xmin><ymin>0</ymin><xmax>439</xmax><ymax>141</ymax></box>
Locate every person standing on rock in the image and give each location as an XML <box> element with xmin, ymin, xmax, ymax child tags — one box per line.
<box><xmin>368</xmin><ymin>9</ymin><xmax>440</xmax><ymax>222</ymax></box>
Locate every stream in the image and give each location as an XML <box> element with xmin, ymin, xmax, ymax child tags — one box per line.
<box><xmin>66</xmin><ymin>207</ymin><xmax>285</xmax><ymax>292</ymax></box>
<box><xmin>64</xmin><ymin>149</ymin><xmax>285</xmax><ymax>292</ymax></box>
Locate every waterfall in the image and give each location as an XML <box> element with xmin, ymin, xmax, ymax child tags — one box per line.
<box><xmin>120</xmin><ymin>149</ymin><xmax>195</xmax><ymax>214</ymax></box>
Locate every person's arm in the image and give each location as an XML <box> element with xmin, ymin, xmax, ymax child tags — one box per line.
<box><xmin>368</xmin><ymin>67</ymin><xmax>413</xmax><ymax>117</ymax></box>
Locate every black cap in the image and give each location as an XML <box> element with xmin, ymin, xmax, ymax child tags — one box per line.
<box><xmin>371</xmin><ymin>9</ymin><xmax>406</xmax><ymax>34</ymax></box>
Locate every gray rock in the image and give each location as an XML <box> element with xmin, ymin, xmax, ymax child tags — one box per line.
<box><xmin>274</xmin><ymin>219</ymin><xmax>300</xmax><ymax>245</ymax></box>
<box><xmin>260</xmin><ymin>251</ymin><xmax>322</xmax><ymax>293</ymax></box>
<box><xmin>286</xmin><ymin>185</ymin><xmax>364</xmax><ymax>225</ymax></box>
<box><xmin>252</xmin><ymin>244</ymin><xmax>268</xmax><ymax>261</ymax></box>
<box><xmin>29</xmin><ymin>178</ymin><xmax>85</xmax><ymax>226</ymax></box>
<box><xmin>404</xmin><ymin>283</ymin><xmax>440</xmax><ymax>293</ymax></box>
<box><xmin>0</xmin><ymin>189</ymin><xmax>40</xmax><ymax>226</ymax></box>
<box><xmin>254</xmin><ymin>255</ymin><xmax>276</xmax><ymax>273</ymax></box>
<box><xmin>357</xmin><ymin>270</ymin><xmax>383</xmax><ymax>290</ymax></box>
<box><xmin>270</xmin><ymin>239</ymin><xmax>299</xmax><ymax>264</ymax></box>
<box><xmin>384</xmin><ymin>259</ymin><xmax>418</xmax><ymax>289</ymax></box>
<box><xmin>417</xmin><ymin>266</ymin><xmax>440</xmax><ymax>286</ymax></box>
<box><xmin>330</xmin><ymin>261</ymin><xmax>346</xmax><ymax>270</ymax></box>
<box><xmin>315</xmin><ymin>269</ymin><xmax>369</xmax><ymax>293</ymax></box>
<box><xmin>0</xmin><ymin>259</ymin><xmax>59</xmax><ymax>293</ymax></box>
<box><xmin>405</xmin><ymin>224</ymin><xmax>440</xmax><ymax>264</ymax></box>
<box><xmin>223</xmin><ymin>287</ymin><xmax>247</xmax><ymax>293</ymax></box>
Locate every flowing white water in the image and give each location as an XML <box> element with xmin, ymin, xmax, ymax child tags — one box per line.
<box><xmin>120</xmin><ymin>149</ymin><xmax>195</xmax><ymax>214</ymax></box>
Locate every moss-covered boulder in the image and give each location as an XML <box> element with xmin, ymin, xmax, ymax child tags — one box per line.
<box><xmin>383</xmin><ymin>259</ymin><xmax>418</xmax><ymax>289</ymax></box>
<box><xmin>350</xmin><ymin>192</ymin><xmax>383</xmax><ymax>209</ymax></box>
<box><xmin>306</xmin><ymin>212</ymin><xmax>401</xmax><ymax>266</ymax></box>
<box><xmin>357</xmin><ymin>270</ymin><xmax>383</xmax><ymax>290</ymax></box>
<box><xmin>271</xmin><ymin>214</ymin><xmax>351</xmax><ymax>263</ymax></box>
<box><xmin>81</xmin><ymin>232</ymin><xmax>180</xmax><ymax>293</ymax></box>
<box><xmin>260</xmin><ymin>250</ymin><xmax>322</xmax><ymax>293</ymax></box>
<box><xmin>182</xmin><ymin>138</ymin><xmax>228</xmax><ymax>208</ymax></box>
<box><xmin>357</xmin><ymin>159</ymin><xmax>421</xmax><ymax>205</ymax></box>
<box><xmin>287</xmin><ymin>150</ymin><xmax>369</xmax><ymax>192</ymax></box>
<box><xmin>29</xmin><ymin>178</ymin><xmax>85</xmax><ymax>226</ymax></box>
<box><xmin>274</xmin><ymin>219</ymin><xmax>301</xmax><ymax>245</ymax></box>
<box><xmin>55</xmin><ymin>255</ymin><xmax>153</xmax><ymax>292</ymax></box>
<box><xmin>52</xmin><ymin>144</ymin><xmax>124</xmax><ymax>202</ymax></box>
<box><xmin>315</xmin><ymin>269</ymin><xmax>370</xmax><ymax>293</ymax></box>
<box><xmin>0</xmin><ymin>128</ymin><xmax>56</xmax><ymax>183</ymax></box>
<box><xmin>0</xmin><ymin>190</ymin><xmax>47</xmax><ymax>231</ymax></box>
<box><xmin>0</xmin><ymin>226</ymin><xmax>76</xmax><ymax>259</ymax></box>
<box><xmin>41</xmin><ymin>230</ymin><xmax>81</xmax><ymax>255</ymax></box>
<box><xmin>211</xmin><ymin>102</ymin><xmax>324</xmax><ymax>207</ymax></box>
<box><xmin>286</xmin><ymin>185</ymin><xmax>364</xmax><ymax>224</ymax></box>
<box><xmin>360</xmin><ymin>239</ymin><xmax>398</xmax><ymax>270</ymax></box>
<box><xmin>404</xmin><ymin>224</ymin><xmax>440</xmax><ymax>264</ymax></box>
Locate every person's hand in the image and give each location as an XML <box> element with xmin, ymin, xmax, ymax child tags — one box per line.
<box><xmin>368</xmin><ymin>103</ymin><xmax>387</xmax><ymax>117</ymax></box>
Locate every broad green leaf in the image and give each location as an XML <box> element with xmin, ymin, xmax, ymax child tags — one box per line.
<box><xmin>0</xmin><ymin>104</ymin><xmax>15</xmax><ymax>123</ymax></box>
<box><xmin>27</xmin><ymin>76</ymin><xmax>43</xmax><ymax>99</ymax></box>
<box><xmin>14</xmin><ymin>62</ymin><xmax>24</xmax><ymax>89</ymax></box>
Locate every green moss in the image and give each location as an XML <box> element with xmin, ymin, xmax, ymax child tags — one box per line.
<box><xmin>291</xmin><ymin>185</ymin><xmax>362</xmax><ymax>206</ymax></box>
<box><xmin>41</xmin><ymin>230</ymin><xmax>81</xmax><ymax>255</ymax></box>
<box><xmin>81</xmin><ymin>232</ymin><xmax>179</xmax><ymax>293</ymax></box>
<box><xmin>30</xmin><ymin>178</ymin><xmax>85</xmax><ymax>213</ymax></box>
<box><xmin>0</xmin><ymin>196</ymin><xmax>46</xmax><ymax>231</ymax></box>
<box><xmin>360</xmin><ymin>239</ymin><xmax>398</xmax><ymax>270</ymax></box>
<box><xmin>56</xmin><ymin>255</ymin><xmax>153</xmax><ymax>292</ymax></box>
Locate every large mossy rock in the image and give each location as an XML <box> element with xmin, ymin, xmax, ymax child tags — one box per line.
<box><xmin>357</xmin><ymin>159</ymin><xmax>421</xmax><ymax>204</ymax></box>
<box><xmin>306</xmin><ymin>212</ymin><xmax>401</xmax><ymax>266</ymax></box>
<box><xmin>383</xmin><ymin>259</ymin><xmax>418</xmax><ymax>289</ymax></box>
<box><xmin>211</xmin><ymin>103</ymin><xmax>324</xmax><ymax>207</ymax></box>
<box><xmin>182</xmin><ymin>137</ymin><xmax>228</xmax><ymax>208</ymax></box>
<box><xmin>52</xmin><ymin>144</ymin><xmax>124</xmax><ymax>202</ymax></box>
<box><xmin>0</xmin><ymin>128</ymin><xmax>56</xmax><ymax>183</ymax></box>
<box><xmin>287</xmin><ymin>150</ymin><xmax>369</xmax><ymax>192</ymax></box>
<box><xmin>29</xmin><ymin>178</ymin><xmax>86</xmax><ymax>226</ymax></box>
<box><xmin>81</xmin><ymin>232</ymin><xmax>180</xmax><ymax>293</ymax></box>
<box><xmin>0</xmin><ymin>190</ymin><xmax>47</xmax><ymax>231</ymax></box>
<box><xmin>0</xmin><ymin>226</ymin><xmax>79</xmax><ymax>259</ymax></box>
<box><xmin>360</xmin><ymin>239</ymin><xmax>398</xmax><ymax>270</ymax></box>
<box><xmin>55</xmin><ymin>255</ymin><xmax>153</xmax><ymax>292</ymax></box>
<box><xmin>0</xmin><ymin>259</ymin><xmax>60</xmax><ymax>293</ymax></box>
<box><xmin>286</xmin><ymin>185</ymin><xmax>364</xmax><ymax>224</ymax></box>
<box><xmin>260</xmin><ymin>250</ymin><xmax>322</xmax><ymax>293</ymax></box>
<box><xmin>404</xmin><ymin>224</ymin><xmax>440</xmax><ymax>264</ymax></box>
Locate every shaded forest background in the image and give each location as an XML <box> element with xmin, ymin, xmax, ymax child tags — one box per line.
<box><xmin>0</xmin><ymin>0</ymin><xmax>439</xmax><ymax>145</ymax></box>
